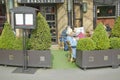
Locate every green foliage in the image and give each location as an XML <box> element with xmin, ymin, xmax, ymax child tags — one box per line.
<box><xmin>29</xmin><ymin>12</ymin><xmax>51</xmax><ymax>50</ymax></box>
<box><xmin>12</xmin><ymin>37</ymin><xmax>23</xmax><ymax>50</ymax></box>
<box><xmin>0</xmin><ymin>22</ymin><xmax>15</xmax><ymax>50</ymax></box>
<box><xmin>110</xmin><ymin>37</ymin><xmax>120</xmax><ymax>49</ymax></box>
<box><xmin>111</xmin><ymin>16</ymin><xmax>120</xmax><ymax>37</ymax></box>
<box><xmin>77</xmin><ymin>38</ymin><xmax>96</xmax><ymax>51</ymax></box>
<box><xmin>91</xmin><ymin>23</ymin><xmax>110</xmax><ymax>50</ymax></box>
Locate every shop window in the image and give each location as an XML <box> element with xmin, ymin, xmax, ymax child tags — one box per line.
<box><xmin>97</xmin><ymin>6</ymin><xmax>115</xmax><ymax>17</ymax></box>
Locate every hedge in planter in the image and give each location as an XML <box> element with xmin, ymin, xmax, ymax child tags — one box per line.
<box><xmin>91</xmin><ymin>23</ymin><xmax>110</xmax><ymax>50</ymax></box>
<box><xmin>110</xmin><ymin>35</ymin><xmax>120</xmax><ymax>67</ymax></box>
<box><xmin>29</xmin><ymin>12</ymin><xmax>51</xmax><ymax>50</ymax></box>
<box><xmin>0</xmin><ymin>22</ymin><xmax>23</xmax><ymax>66</ymax></box>
<box><xmin>110</xmin><ymin>16</ymin><xmax>120</xmax><ymax>67</ymax></box>
<box><xmin>28</xmin><ymin>12</ymin><xmax>52</xmax><ymax>68</ymax></box>
<box><xmin>77</xmin><ymin>38</ymin><xmax>96</xmax><ymax>51</ymax></box>
<box><xmin>0</xmin><ymin>22</ymin><xmax>23</xmax><ymax>50</ymax></box>
<box><xmin>110</xmin><ymin>37</ymin><xmax>120</xmax><ymax>49</ymax></box>
<box><xmin>0</xmin><ymin>22</ymin><xmax>16</xmax><ymax>50</ymax></box>
<box><xmin>76</xmin><ymin>23</ymin><xmax>114</xmax><ymax>70</ymax></box>
<box><xmin>111</xmin><ymin>16</ymin><xmax>120</xmax><ymax>37</ymax></box>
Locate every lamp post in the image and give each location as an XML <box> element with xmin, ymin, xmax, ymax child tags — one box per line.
<box><xmin>67</xmin><ymin>0</ymin><xmax>73</xmax><ymax>28</ymax></box>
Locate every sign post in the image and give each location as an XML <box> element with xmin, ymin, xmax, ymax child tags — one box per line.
<box><xmin>11</xmin><ymin>6</ymin><xmax>37</xmax><ymax>74</ymax></box>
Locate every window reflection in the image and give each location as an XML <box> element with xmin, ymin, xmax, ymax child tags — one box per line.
<box><xmin>97</xmin><ymin>6</ymin><xmax>115</xmax><ymax>17</ymax></box>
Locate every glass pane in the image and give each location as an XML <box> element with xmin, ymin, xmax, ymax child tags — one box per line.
<box><xmin>45</xmin><ymin>6</ymin><xmax>55</xmax><ymax>13</ymax></box>
<box><xmin>46</xmin><ymin>14</ymin><xmax>55</xmax><ymax>20</ymax></box>
<box><xmin>97</xmin><ymin>6</ymin><xmax>115</xmax><ymax>17</ymax></box>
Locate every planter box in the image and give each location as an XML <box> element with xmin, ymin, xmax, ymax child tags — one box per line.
<box><xmin>76</xmin><ymin>49</ymin><xmax>117</xmax><ymax>70</ymax></box>
<box><xmin>28</xmin><ymin>50</ymin><xmax>52</xmax><ymax>68</ymax></box>
<box><xmin>0</xmin><ymin>50</ymin><xmax>23</xmax><ymax>66</ymax></box>
<box><xmin>0</xmin><ymin>50</ymin><xmax>52</xmax><ymax>68</ymax></box>
<box><xmin>112</xmin><ymin>49</ymin><xmax>120</xmax><ymax>67</ymax></box>
<box><xmin>0</xmin><ymin>50</ymin><xmax>8</xmax><ymax>65</ymax></box>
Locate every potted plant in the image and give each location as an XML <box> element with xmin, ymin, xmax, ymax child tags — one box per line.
<box><xmin>110</xmin><ymin>16</ymin><xmax>120</xmax><ymax>67</ymax></box>
<box><xmin>76</xmin><ymin>23</ymin><xmax>115</xmax><ymax>70</ymax></box>
<box><xmin>0</xmin><ymin>22</ymin><xmax>23</xmax><ymax>66</ymax></box>
<box><xmin>28</xmin><ymin>12</ymin><xmax>52</xmax><ymax>68</ymax></box>
<box><xmin>0</xmin><ymin>12</ymin><xmax>52</xmax><ymax>68</ymax></box>
<box><xmin>76</xmin><ymin>38</ymin><xmax>96</xmax><ymax>69</ymax></box>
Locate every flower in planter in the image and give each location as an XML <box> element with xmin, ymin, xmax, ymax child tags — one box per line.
<box><xmin>91</xmin><ymin>23</ymin><xmax>110</xmax><ymax>50</ymax></box>
<box><xmin>29</xmin><ymin>12</ymin><xmax>52</xmax><ymax>50</ymax></box>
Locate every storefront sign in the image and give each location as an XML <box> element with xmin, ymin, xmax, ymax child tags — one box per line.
<box><xmin>17</xmin><ymin>0</ymin><xmax>64</xmax><ymax>3</ymax></box>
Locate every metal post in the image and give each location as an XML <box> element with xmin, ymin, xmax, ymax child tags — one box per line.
<box><xmin>23</xmin><ymin>29</ymin><xmax>28</xmax><ymax>71</ymax></box>
<box><xmin>68</xmin><ymin>11</ymin><xmax>72</xmax><ymax>26</ymax></box>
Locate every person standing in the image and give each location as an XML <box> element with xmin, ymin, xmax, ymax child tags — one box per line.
<box><xmin>66</xmin><ymin>26</ymin><xmax>77</xmax><ymax>62</ymax></box>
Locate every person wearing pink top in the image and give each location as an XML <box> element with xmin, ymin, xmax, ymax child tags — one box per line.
<box><xmin>77</xmin><ymin>32</ymin><xmax>85</xmax><ymax>39</ymax></box>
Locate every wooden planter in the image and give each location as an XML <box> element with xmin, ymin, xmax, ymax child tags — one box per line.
<box><xmin>76</xmin><ymin>49</ymin><xmax>120</xmax><ymax>70</ymax></box>
<box><xmin>0</xmin><ymin>50</ymin><xmax>52</xmax><ymax>68</ymax></box>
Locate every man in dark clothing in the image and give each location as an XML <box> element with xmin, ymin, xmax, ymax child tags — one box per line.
<box><xmin>105</xmin><ymin>24</ymin><xmax>111</xmax><ymax>31</ymax></box>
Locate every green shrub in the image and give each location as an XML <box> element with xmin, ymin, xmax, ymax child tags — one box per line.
<box><xmin>77</xmin><ymin>38</ymin><xmax>96</xmax><ymax>51</ymax></box>
<box><xmin>0</xmin><ymin>22</ymin><xmax>15</xmax><ymax>50</ymax></box>
<box><xmin>110</xmin><ymin>37</ymin><xmax>120</xmax><ymax>49</ymax></box>
<box><xmin>12</xmin><ymin>37</ymin><xmax>23</xmax><ymax>50</ymax></box>
<box><xmin>91</xmin><ymin>23</ymin><xmax>110</xmax><ymax>50</ymax></box>
<box><xmin>111</xmin><ymin>16</ymin><xmax>120</xmax><ymax>37</ymax></box>
<box><xmin>29</xmin><ymin>12</ymin><xmax>51</xmax><ymax>50</ymax></box>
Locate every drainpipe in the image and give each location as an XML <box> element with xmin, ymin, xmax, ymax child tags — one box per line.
<box><xmin>67</xmin><ymin>0</ymin><xmax>73</xmax><ymax>28</ymax></box>
<box><xmin>5</xmin><ymin>0</ymin><xmax>10</xmax><ymax>23</ymax></box>
<box><xmin>73</xmin><ymin>0</ymin><xmax>75</xmax><ymax>28</ymax></box>
<box><xmin>93</xmin><ymin>3</ymin><xmax>97</xmax><ymax>29</ymax></box>
<box><xmin>80</xmin><ymin>3</ymin><xmax>83</xmax><ymax>27</ymax></box>
<box><xmin>80</xmin><ymin>0</ymin><xmax>83</xmax><ymax>27</ymax></box>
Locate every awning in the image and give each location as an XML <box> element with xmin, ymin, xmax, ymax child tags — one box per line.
<box><xmin>94</xmin><ymin>0</ymin><xmax>119</xmax><ymax>5</ymax></box>
<box><xmin>17</xmin><ymin>0</ymin><xmax>64</xmax><ymax>4</ymax></box>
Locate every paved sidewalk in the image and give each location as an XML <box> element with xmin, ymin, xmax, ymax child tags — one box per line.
<box><xmin>0</xmin><ymin>66</ymin><xmax>120</xmax><ymax>80</ymax></box>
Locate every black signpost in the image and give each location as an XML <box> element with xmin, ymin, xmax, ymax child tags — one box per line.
<box><xmin>11</xmin><ymin>6</ymin><xmax>37</xmax><ymax>74</ymax></box>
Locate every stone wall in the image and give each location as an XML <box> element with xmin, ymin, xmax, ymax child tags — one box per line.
<box><xmin>83</xmin><ymin>0</ymin><xmax>93</xmax><ymax>32</ymax></box>
<box><xmin>57</xmin><ymin>0</ymin><xmax>94</xmax><ymax>43</ymax></box>
<box><xmin>57</xmin><ymin>0</ymin><xmax>68</xmax><ymax>40</ymax></box>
